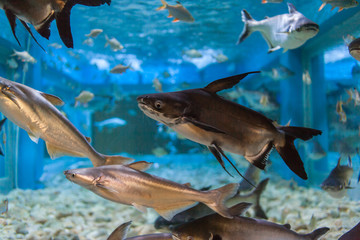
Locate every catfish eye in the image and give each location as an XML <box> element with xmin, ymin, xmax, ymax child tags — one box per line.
<box><xmin>72</xmin><ymin>173</ymin><xmax>76</xmax><ymax>178</ymax></box>
<box><xmin>155</xmin><ymin>100</ymin><xmax>163</xmax><ymax>109</ymax></box>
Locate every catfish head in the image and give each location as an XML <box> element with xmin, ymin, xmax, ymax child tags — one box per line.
<box><xmin>137</xmin><ymin>92</ymin><xmax>190</xmax><ymax>126</ymax></box>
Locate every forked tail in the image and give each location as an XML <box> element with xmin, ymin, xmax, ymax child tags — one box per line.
<box><xmin>237</xmin><ymin>9</ymin><xmax>256</xmax><ymax>44</ymax></box>
<box><xmin>276</xmin><ymin>126</ymin><xmax>322</xmax><ymax>180</ymax></box>
<box><xmin>204</xmin><ymin>183</ymin><xmax>239</xmax><ymax>218</ymax></box>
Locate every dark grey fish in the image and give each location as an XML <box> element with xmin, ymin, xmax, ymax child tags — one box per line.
<box><xmin>0</xmin><ymin>117</ymin><xmax>6</xmax><ymax>156</ymax></box>
<box><xmin>349</xmin><ymin>37</ymin><xmax>360</xmax><ymax>61</ymax></box>
<box><xmin>321</xmin><ymin>157</ymin><xmax>354</xmax><ymax>198</ymax></box>
<box><xmin>172</xmin><ymin>203</ymin><xmax>329</xmax><ymax>240</ymax></box>
<box><xmin>137</xmin><ymin>72</ymin><xmax>322</xmax><ymax>180</ymax></box>
<box><xmin>238</xmin><ymin>163</ymin><xmax>261</xmax><ymax>191</ymax></box>
<box><xmin>154</xmin><ymin>178</ymin><xmax>269</xmax><ymax>230</ymax></box>
<box><xmin>0</xmin><ymin>0</ymin><xmax>111</xmax><ymax>49</ymax></box>
<box><xmin>64</xmin><ymin>163</ymin><xmax>239</xmax><ymax>221</ymax></box>
<box><xmin>339</xmin><ymin>221</ymin><xmax>360</xmax><ymax>240</ymax></box>
<box><xmin>108</xmin><ymin>221</ymin><xmax>172</xmax><ymax>240</ymax></box>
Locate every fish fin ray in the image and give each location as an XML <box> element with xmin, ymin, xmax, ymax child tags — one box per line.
<box><xmin>4</xmin><ymin>9</ymin><xmax>21</xmax><ymax>47</ymax></box>
<box><xmin>127</xmin><ymin>161</ymin><xmax>153</xmax><ymax>171</ymax></box>
<box><xmin>304</xmin><ymin>227</ymin><xmax>329</xmax><ymax>240</ymax></box>
<box><xmin>208</xmin><ymin>146</ymin><xmax>233</xmax><ymax>177</ymax></box>
<box><xmin>27</xmin><ymin>132</ymin><xmax>40</xmax><ymax>143</ymax></box>
<box><xmin>19</xmin><ymin>20</ymin><xmax>45</xmax><ymax>51</ymax></box>
<box><xmin>96</xmin><ymin>181</ymin><xmax>119</xmax><ymax>193</ymax></box>
<box><xmin>204</xmin><ymin>71</ymin><xmax>260</xmax><ymax>93</ymax></box>
<box><xmin>103</xmin><ymin>155</ymin><xmax>134</xmax><ymax>166</ymax></box>
<box><xmin>35</xmin><ymin>13</ymin><xmax>55</xmax><ymax>39</ymax></box>
<box><xmin>45</xmin><ymin>142</ymin><xmax>85</xmax><ymax>159</ymax></box>
<box><xmin>245</xmin><ymin>142</ymin><xmax>273</xmax><ymax>170</ymax></box>
<box><xmin>228</xmin><ymin>202</ymin><xmax>252</xmax><ymax>216</ymax></box>
<box><xmin>132</xmin><ymin>203</ymin><xmax>147</xmax><ymax>213</ymax></box>
<box><xmin>183</xmin><ymin>117</ymin><xmax>226</xmax><ymax>134</ymax></box>
<box><xmin>40</xmin><ymin>92</ymin><xmax>65</xmax><ymax>106</ymax></box>
<box><xmin>237</xmin><ymin>10</ymin><xmax>255</xmax><ymax>44</ymax></box>
<box><xmin>154</xmin><ymin>201</ymin><xmax>197</xmax><ymax>221</ymax></box>
<box><xmin>287</xmin><ymin>3</ymin><xmax>297</xmax><ymax>14</ymax></box>
<box><xmin>318</xmin><ymin>3</ymin><xmax>326</xmax><ymax>11</ymax></box>
<box><xmin>107</xmin><ymin>221</ymin><xmax>132</xmax><ymax>240</ymax></box>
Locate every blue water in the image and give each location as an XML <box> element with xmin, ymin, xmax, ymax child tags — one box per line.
<box><xmin>0</xmin><ymin>1</ymin><xmax>359</xmax><ymax>239</ymax></box>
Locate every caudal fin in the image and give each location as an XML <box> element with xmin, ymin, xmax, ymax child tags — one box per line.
<box><xmin>276</xmin><ymin>126</ymin><xmax>322</xmax><ymax>180</ymax></box>
<box><xmin>253</xmin><ymin>178</ymin><xmax>269</xmax><ymax>219</ymax></box>
<box><xmin>156</xmin><ymin>0</ymin><xmax>167</xmax><ymax>10</ymax></box>
<box><xmin>304</xmin><ymin>227</ymin><xmax>329</xmax><ymax>240</ymax></box>
<box><xmin>205</xmin><ymin>183</ymin><xmax>239</xmax><ymax>218</ymax></box>
<box><xmin>237</xmin><ymin>9</ymin><xmax>255</xmax><ymax>45</ymax></box>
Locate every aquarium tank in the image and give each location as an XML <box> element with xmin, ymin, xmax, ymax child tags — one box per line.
<box><xmin>0</xmin><ymin>0</ymin><xmax>359</xmax><ymax>239</ymax></box>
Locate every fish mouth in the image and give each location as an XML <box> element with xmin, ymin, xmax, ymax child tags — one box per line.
<box><xmin>320</xmin><ymin>184</ymin><xmax>342</xmax><ymax>192</ymax></box>
<box><xmin>297</xmin><ymin>23</ymin><xmax>319</xmax><ymax>32</ymax></box>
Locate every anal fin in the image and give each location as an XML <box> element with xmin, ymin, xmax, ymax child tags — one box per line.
<box><xmin>245</xmin><ymin>142</ymin><xmax>273</xmax><ymax>170</ymax></box>
<box><xmin>45</xmin><ymin>141</ymin><xmax>85</xmax><ymax>159</ymax></box>
<box><xmin>154</xmin><ymin>201</ymin><xmax>197</xmax><ymax>221</ymax></box>
<box><xmin>132</xmin><ymin>203</ymin><xmax>147</xmax><ymax>213</ymax></box>
<box><xmin>27</xmin><ymin>132</ymin><xmax>40</xmax><ymax>144</ymax></box>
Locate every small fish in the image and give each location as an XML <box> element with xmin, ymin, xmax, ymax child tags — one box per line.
<box><xmin>0</xmin><ymin>77</ymin><xmax>132</xmax><ymax>167</ymax></box>
<box><xmin>64</xmin><ymin>163</ymin><xmax>239</xmax><ymax>220</ymax></box>
<box><xmin>152</xmin><ymin>77</ymin><xmax>163</xmax><ymax>92</ymax></box>
<box><xmin>48</xmin><ymin>43</ymin><xmax>62</xmax><ymax>49</ymax></box>
<box><xmin>152</xmin><ymin>147</ymin><xmax>168</xmax><ymax>157</ymax></box>
<box><xmin>95</xmin><ymin>117</ymin><xmax>127</xmax><ymax>132</ymax></box>
<box><xmin>238</xmin><ymin>164</ymin><xmax>261</xmax><ymax>191</ymax></box>
<box><xmin>336</xmin><ymin>100</ymin><xmax>347</xmax><ymax>123</ymax></box>
<box><xmin>0</xmin><ymin>118</ymin><xmax>7</xmax><ymax>156</ymax></box>
<box><xmin>319</xmin><ymin>0</ymin><xmax>358</xmax><ymax>12</ymax></box>
<box><xmin>321</xmin><ymin>156</ymin><xmax>354</xmax><ymax>198</ymax></box>
<box><xmin>0</xmin><ymin>199</ymin><xmax>8</xmax><ymax>216</ymax></box>
<box><xmin>163</xmin><ymin>71</ymin><xmax>171</xmax><ymax>78</ymax></box>
<box><xmin>343</xmin><ymin>34</ymin><xmax>356</xmax><ymax>46</ymax></box>
<box><xmin>75</xmin><ymin>90</ymin><xmax>94</xmax><ymax>107</ymax></box>
<box><xmin>157</xmin><ymin>0</ymin><xmax>194</xmax><ymax>23</ymax></box>
<box><xmin>11</xmin><ymin>50</ymin><xmax>36</xmax><ymax>64</ymax></box>
<box><xmin>0</xmin><ymin>0</ymin><xmax>111</xmax><ymax>49</ymax></box>
<box><xmin>308</xmin><ymin>140</ymin><xmax>326</xmax><ymax>160</ymax></box>
<box><xmin>83</xmin><ymin>38</ymin><xmax>94</xmax><ymax>47</ymax></box>
<box><xmin>105</xmin><ymin>35</ymin><xmax>124</xmax><ymax>51</ymax></box>
<box><xmin>261</xmin><ymin>65</ymin><xmax>295</xmax><ymax>81</ymax></box>
<box><xmin>183</xmin><ymin>49</ymin><xmax>202</xmax><ymax>58</ymax></box>
<box><xmin>6</xmin><ymin>58</ymin><xmax>18</xmax><ymax>69</ymax></box>
<box><xmin>346</xmin><ymin>88</ymin><xmax>360</xmax><ymax>106</ymax></box>
<box><xmin>171</xmin><ymin>203</ymin><xmax>330</xmax><ymax>240</ymax></box>
<box><xmin>155</xmin><ymin>178</ymin><xmax>269</xmax><ymax>229</ymax></box>
<box><xmin>108</xmin><ymin>221</ymin><xmax>172</xmax><ymax>240</ymax></box>
<box><xmin>213</xmin><ymin>53</ymin><xmax>228</xmax><ymax>63</ymax></box>
<box><xmin>85</xmin><ymin>29</ymin><xmax>103</xmax><ymax>38</ymax></box>
<box><xmin>238</xmin><ymin>3</ymin><xmax>319</xmax><ymax>53</ymax></box>
<box><xmin>302</xmin><ymin>70</ymin><xmax>312</xmax><ymax>85</ymax></box>
<box><xmin>261</xmin><ymin>0</ymin><xmax>283</xmax><ymax>3</ymax></box>
<box><xmin>110</xmin><ymin>64</ymin><xmax>131</xmax><ymax>74</ymax></box>
<box><xmin>339</xmin><ymin>221</ymin><xmax>360</xmax><ymax>240</ymax></box>
<box><xmin>349</xmin><ymin>37</ymin><xmax>360</xmax><ymax>61</ymax></box>
<box><xmin>137</xmin><ymin>72</ymin><xmax>321</xmax><ymax>180</ymax></box>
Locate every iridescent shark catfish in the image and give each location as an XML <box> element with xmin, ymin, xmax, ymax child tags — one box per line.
<box><xmin>0</xmin><ymin>0</ymin><xmax>111</xmax><ymax>49</ymax></box>
<box><xmin>0</xmin><ymin>77</ymin><xmax>132</xmax><ymax>167</ymax></box>
<box><xmin>137</xmin><ymin>72</ymin><xmax>322</xmax><ymax>180</ymax></box>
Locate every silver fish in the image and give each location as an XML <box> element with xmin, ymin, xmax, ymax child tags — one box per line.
<box><xmin>319</xmin><ymin>0</ymin><xmax>358</xmax><ymax>12</ymax></box>
<box><xmin>0</xmin><ymin>0</ymin><xmax>111</xmax><ymax>49</ymax></box>
<box><xmin>75</xmin><ymin>90</ymin><xmax>94</xmax><ymax>106</ymax></box>
<box><xmin>95</xmin><ymin>117</ymin><xmax>127</xmax><ymax>131</ymax></box>
<box><xmin>110</xmin><ymin>64</ymin><xmax>131</xmax><ymax>74</ymax></box>
<box><xmin>6</xmin><ymin>58</ymin><xmax>18</xmax><ymax>69</ymax></box>
<box><xmin>11</xmin><ymin>50</ymin><xmax>36</xmax><ymax>64</ymax></box>
<box><xmin>137</xmin><ymin>72</ymin><xmax>322</xmax><ymax>180</ymax></box>
<box><xmin>349</xmin><ymin>37</ymin><xmax>360</xmax><ymax>62</ymax></box>
<box><xmin>157</xmin><ymin>0</ymin><xmax>194</xmax><ymax>23</ymax></box>
<box><xmin>183</xmin><ymin>49</ymin><xmax>202</xmax><ymax>58</ymax></box>
<box><xmin>85</xmin><ymin>28</ymin><xmax>103</xmax><ymax>38</ymax></box>
<box><xmin>321</xmin><ymin>156</ymin><xmax>354</xmax><ymax>198</ymax></box>
<box><xmin>105</xmin><ymin>35</ymin><xmax>124</xmax><ymax>51</ymax></box>
<box><xmin>108</xmin><ymin>221</ymin><xmax>172</xmax><ymax>240</ymax></box>
<box><xmin>0</xmin><ymin>77</ymin><xmax>131</xmax><ymax>167</ymax></box>
<box><xmin>261</xmin><ymin>65</ymin><xmax>295</xmax><ymax>81</ymax></box>
<box><xmin>83</xmin><ymin>38</ymin><xmax>94</xmax><ymax>47</ymax></box>
<box><xmin>154</xmin><ymin>178</ymin><xmax>269</xmax><ymax>229</ymax></box>
<box><xmin>172</xmin><ymin>203</ymin><xmax>330</xmax><ymax>240</ymax></box>
<box><xmin>64</xmin><ymin>163</ymin><xmax>239</xmax><ymax>221</ymax></box>
<box><xmin>238</xmin><ymin>3</ymin><xmax>319</xmax><ymax>53</ymax></box>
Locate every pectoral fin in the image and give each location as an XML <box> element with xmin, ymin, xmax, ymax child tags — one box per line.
<box><xmin>183</xmin><ymin>117</ymin><xmax>226</xmax><ymax>134</ymax></box>
<box><xmin>208</xmin><ymin>146</ymin><xmax>233</xmax><ymax>177</ymax></box>
<box><xmin>40</xmin><ymin>92</ymin><xmax>65</xmax><ymax>106</ymax></box>
<box><xmin>45</xmin><ymin>142</ymin><xmax>85</xmax><ymax>159</ymax></box>
<box><xmin>4</xmin><ymin>9</ymin><xmax>21</xmax><ymax>46</ymax></box>
<box><xmin>19</xmin><ymin>20</ymin><xmax>45</xmax><ymax>51</ymax></box>
<box><xmin>268</xmin><ymin>46</ymin><xmax>281</xmax><ymax>53</ymax></box>
<box><xmin>154</xmin><ymin>201</ymin><xmax>197</xmax><ymax>221</ymax></box>
<box><xmin>1</xmin><ymin>86</ymin><xmax>21</xmax><ymax>109</ymax></box>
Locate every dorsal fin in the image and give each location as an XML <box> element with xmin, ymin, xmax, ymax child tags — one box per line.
<box><xmin>40</xmin><ymin>92</ymin><xmax>65</xmax><ymax>106</ymax></box>
<box><xmin>127</xmin><ymin>161</ymin><xmax>153</xmax><ymax>171</ymax></box>
<box><xmin>107</xmin><ymin>221</ymin><xmax>132</xmax><ymax>240</ymax></box>
<box><xmin>287</xmin><ymin>3</ymin><xmax>297</xmax><ymax>14</ymax></box>
<box><xmin>337</xmin><ymin>157</ymin><xmax>342</xmax><ymax>167</ymax></box>
<box><xmin>283</xmin><ymin>223</ymin><xmax>291</xmax><ymax>229</ymax></box>
<box><xmin>229</xmin><ymin>202</ymin><xmax>252</xmax><ymax>216</ymax></box>
<box><xmin>204</xmin><ymin>71</ymin><xmax>260</xmax><ymax>93</ymax></box>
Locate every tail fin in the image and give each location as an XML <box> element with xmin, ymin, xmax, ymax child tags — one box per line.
<box><xmin>304</xmin><ymin>227</ymin><xmax>329</xmax><ymax>240</ymax></box>
<box><xmin>253</xmin><ymin>178</ymin><xmax>269</xmax><ymax>219</ymax></box>
<box><xmin>237</xmin><ymin>9</ymin><xmax>255</xmax><ymax>44</ymax></box>
<box><xmin>204</xmin><ymin>183</ymin><xmax>239</xmax><ymax>219</ymax></box>
<box><xmin>275</xmin><ymin>126</ymin><xmax>322</xmax><ymax>180</ymax></box>
<box><xmin>107</xmin><ymin>221</ymin><xmax>131</xmax><ymax>240</ymax></box>
<box><xmin>157</xmin><ymin>0</ymin><xmax>167</xmax><ymax>10</ymax></box>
